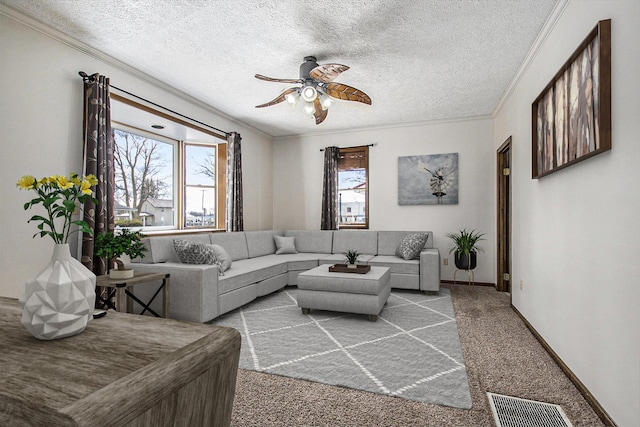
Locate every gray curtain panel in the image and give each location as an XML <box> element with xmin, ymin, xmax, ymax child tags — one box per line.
<box><xmin>226</xmin><ymin>132</ymin><xmax>244</xmax><ymax>231</ymax></box>
<box><xmin>80</xmin><ymin>73</ymin><xmax>115</xmax><ymax>276</ymax></box>
<box><xmin>321</xmin><ymin>146</ymin><xmax>340</xmax><ymax>230</ymax></box>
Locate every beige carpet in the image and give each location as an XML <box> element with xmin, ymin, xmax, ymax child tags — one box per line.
<box><xmin>230</xmin><ymin>284</ymin><xmax>604</xmax><ymax>426</ymax></box>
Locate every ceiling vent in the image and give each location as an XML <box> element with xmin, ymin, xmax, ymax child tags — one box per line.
<box><xmin>487</xmin><ymin>392</ymin><xmax>573</xmax><ymax>427</ymax></box>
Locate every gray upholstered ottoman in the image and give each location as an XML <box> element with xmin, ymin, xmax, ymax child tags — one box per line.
<box><xmin>297</xmin><ymin>265</ymin><xmax>391</xmax><ymax>321</ymax></box>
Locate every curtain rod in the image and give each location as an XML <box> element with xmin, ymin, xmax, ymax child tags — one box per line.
<box><xmin>319</xmin><ymin>144</ymin><xmax>374</xmax><ymax>152</ymax></box>
<box><xmin>79</xmin><ymin>71</ymin><xmax>231</xmax><ymax>137</ymax></box>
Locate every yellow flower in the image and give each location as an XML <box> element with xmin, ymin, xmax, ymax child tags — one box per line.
<box><xmin>86</xmin><ymin>174</ymin><xmax>98</xmax><ymax>186</ymax></box>
<box><xmin>70</xmin><ymin>173</ymin><xmax>82</xmax><ymax>185</ymax></box>
<box><xmin>56</xmin><ymin>175</ymin><xmax>73</xmax><ymax>190</ymax></box>
<box><xmin>16</xmin><ymin>175</ymin><xmax>36</xmax><ymax>190</ymax></box>
<box><xmin>80</xmin><ymin>180</ymin><xmax>93</xmax><ymax>195</ymax></box>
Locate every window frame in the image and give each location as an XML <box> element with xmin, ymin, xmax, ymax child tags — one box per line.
<box><xmin>110</xmin><ymin>93</ymin><xmax>227</xmax><ymax>234</ymax></box>
<box><xmin>337</xmin><ymin>146</ymin><xmax>369</xmax><ymax>229</ymax></box>
<box><xmin>111</xmin><ymin>123</ymin><xmax>179</xmax><ymax>231</ymax></box>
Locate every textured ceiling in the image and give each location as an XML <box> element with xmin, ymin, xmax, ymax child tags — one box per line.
<box><xmin>2</xmin><ymin>0</ymin><xmax>558</xmax><ymax>137</ymax></box>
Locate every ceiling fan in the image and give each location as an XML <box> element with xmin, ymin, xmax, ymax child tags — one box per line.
<box><xmin>255</xmin><ymin>56</ymin><xmax>372</xmax><ymax>125</ymax></box>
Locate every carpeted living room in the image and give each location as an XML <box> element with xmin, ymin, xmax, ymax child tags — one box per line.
<box><xmin>1</xmin><ymin>1</ymin><xmax>638</xmax><ymax>427</ymax></box>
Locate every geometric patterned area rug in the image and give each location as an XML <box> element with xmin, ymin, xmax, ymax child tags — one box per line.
<box><xmin>210</xmin><ymin>287</ymin><xmax>472</xmax><ymax>409</ymax></box>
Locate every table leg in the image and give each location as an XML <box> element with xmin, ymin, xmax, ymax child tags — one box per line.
<box><xmin>162</xmin><ymin>276</ymin><xmax>170</xmax><ymax>318</ymax></box>
<box><xmin>115</xmin><ymin>284</ymin><xmax>127</xmax><ymax>313</ymax></box>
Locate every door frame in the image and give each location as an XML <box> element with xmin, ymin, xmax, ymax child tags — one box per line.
<box><xmin>496</xmin><ymin>137</ymin><xmax>512</xmax><ymax>293</ymax></box>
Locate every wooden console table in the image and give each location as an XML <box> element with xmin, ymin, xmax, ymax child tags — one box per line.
<box><xmin>96</xmin><ymin>272</ymin><xmax>170</xmax><ymax>318</ymax></box>
<box><xmin>0</xmin><ymin>297</ymin><xmax>240</xmax><ymax>426</ymax></box>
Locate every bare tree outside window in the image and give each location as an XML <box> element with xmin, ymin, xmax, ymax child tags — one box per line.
<box><xmin>113</xmin><ymin>129</ymin><xmax>173</xmax><ymax>226</ymax></box>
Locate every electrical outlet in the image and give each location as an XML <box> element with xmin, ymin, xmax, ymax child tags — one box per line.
<box><xmin>519</xmin><ymin>280</ymin><xmax>524</xmax><ymax>290</ymax></box>
<box><xmin>443</xmin><ymin>258</ymin><xmax>448</xmax><ymax>266</ymax></box>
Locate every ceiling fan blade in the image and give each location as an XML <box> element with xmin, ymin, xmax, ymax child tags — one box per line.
<box><xmin>313</xmin><ymin>98</ymin><xmax>328</xmax><ymax>125</ymax></box>
<box><xmin>255</xmin><ymin>74</ymin><xmax>303</xmax><ymax>84</ymax></box>
<box><xmin>309</xmin><ymin>64</ymin><xmax>350</xmax><ymax>83</ymax></box>
<box><xmin>255</xmin><ymin>87</ymin><xmax>298</xmax><ymax>108</ymax></box>
<box><xmin>325</xmin><ymin>82</ymin><xmax>372</xmax><ymax>105</ymax></box>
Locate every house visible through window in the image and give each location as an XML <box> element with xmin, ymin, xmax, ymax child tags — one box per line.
<box><xmin>338</xmin><ymin>146</ymin><xmax>369</xmax><ymax>229</ymax></box>
<box><xmin>111</xmin><ymin>95</ymin><xmax>226</xmax><ymax>232</ymax></box>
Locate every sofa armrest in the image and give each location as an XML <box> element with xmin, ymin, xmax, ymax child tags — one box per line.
<box><xmin>419</xmin><ymin>248</ymin><xmax>440</xmax><ymax>292</ymax></box>
<box><xmin>124</xmin><ymin>262</ymin><xmax>220</xmax><ymax>323</ymax></box>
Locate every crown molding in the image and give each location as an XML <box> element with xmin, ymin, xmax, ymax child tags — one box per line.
<box><xmin>273</xmin><ymin>114</ymin><xmax>493</xmax><ymax>141</ymax></box>
<box><xmin>492</xmin><ymin>0</ymin><xmax>571</xmax><ymax>117</ymax></box>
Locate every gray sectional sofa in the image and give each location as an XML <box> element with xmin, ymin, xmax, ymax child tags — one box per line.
<box><xmin>127</xmin><ymin>230</ymin><xmax>440</xmax><ymax>323</ymax></box>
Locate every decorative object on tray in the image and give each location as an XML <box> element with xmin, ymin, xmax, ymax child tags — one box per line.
<box><xmin>531</xmin><ymin>19</ymin><xmax>611</xmax><ymax>178</ymax></box>
<box><xmin>328</xmin><ymin>263</ymin><xmax>371</xmax><ymax>274</ymax></box>
<box><xmin>344</xmin><ymin>249</ymin><xmax>360</xmax><ymax>268</ymax></box>
<box><xmin>446</xmin><ymin>228</ymin><xmax>485</xmax><ymax>271</ymax></box>
<box><xmin>95</xmin><ymin>229</ymin><xmax>146</xmax><ymax>279</ymax></box>
<box><xmin>16</xmin><ymin>173</ymin><xmax>98</xmax><ymax>340</ymax></box>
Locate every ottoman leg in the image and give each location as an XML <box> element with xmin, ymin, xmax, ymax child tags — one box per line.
<box><xmin>367</xmin><ymin>314</ymin><xmax>378</xmax><ymax>322</ymax></box>
<box><xmin>302</xmin><ymin>308</ymin><xmax>310</xmax><ymax>315</ymax></box>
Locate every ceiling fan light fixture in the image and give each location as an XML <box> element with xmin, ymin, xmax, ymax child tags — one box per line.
<box><xmin>303</xmin><ymin>101</ymin><xmax>315</xmax><ymax>114</ymax></box>
<box><xmin>319</xmin><ymin>93</ymin><xmax>332</xmax><ymax>110</ymax></box>
<box><xmin>285</xmin><ymin>91</ymin><xmax>299</xmax><ymax>106</ymax></box>
<box><xmin>300</xmin><ymin>85</ymin><xmax>317</xmax><ymax>103</ymax></box>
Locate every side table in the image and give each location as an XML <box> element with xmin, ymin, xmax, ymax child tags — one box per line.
<box><xmin>96</xmin><ymin>272</ymin><xmax>170</xmax><ymax>318</ymax></box>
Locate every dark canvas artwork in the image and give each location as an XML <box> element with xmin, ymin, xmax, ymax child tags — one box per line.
<box><xmin>398</xmin><ymin>153</ymin><xmax>458</xmax><ymax>205</ymax></box>
<box><xmin>532</xmin><ymin>19</ymin><xmax>610</xmax><ymax>179</ymax></box>
<box><xmin>536</xmin><ymin>36</ymin><xmax>600</xmax><ymax>175</ymax></box>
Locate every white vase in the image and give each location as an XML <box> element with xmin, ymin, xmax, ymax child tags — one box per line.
<box><xmin>19</xmin><ymin>243</ymin><xmax>96</xmax><ymax>340</ymax></box>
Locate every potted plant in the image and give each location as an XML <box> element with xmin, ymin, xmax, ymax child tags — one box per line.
<box><xmin>446</xmin><ymin>229</ymin><xmax>485</xmax><ymax>271</ymax></box>
<box><xmin>95</xmin><ymin>229</ymin><xmax>147</xmax><ymax>279</ymax></box>
<box><xmin>344</xmin><ymin>250</ymin><xmax>360</xmax><ymax>268</ymax></box>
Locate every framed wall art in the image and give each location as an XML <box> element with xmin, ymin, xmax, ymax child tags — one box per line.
<box><xmin>531</xmin><ymin>19</ymin><xmax>611</xmax><ymax>179</ymax></box>
<box><xmin>398</xmin><ymin>153</ymin><xmax>458</xmax><ymax>205</ymax></box>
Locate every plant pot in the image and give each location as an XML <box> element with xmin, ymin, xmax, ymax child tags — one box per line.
<box><xmin>347</xmin><ymin>263</ymin><xmax>357</xmax><ymax>269</ymax></box>
<box><xmin>454</xmin><ymin>252</ymin><xmax>477</xmax><ymax>270</ymax></box>
<box><xmin>109</xmin><ymin>268</ymin><xmax>135</xmax><ymax>280</ymax></box>
<box><xmin>19</xmin><ymin>243</ymin><xmax>96</xmax><ymax>340</ymax></box>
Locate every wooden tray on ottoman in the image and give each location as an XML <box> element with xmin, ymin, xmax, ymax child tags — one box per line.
<box><xmin>328</xmin><ymin>264</ymin><xmax>371</xmax><ymax>274</ymax></box>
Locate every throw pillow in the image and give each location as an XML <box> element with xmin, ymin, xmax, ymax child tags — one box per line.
<box><xmin>207</xmin><ymin>244</ymin><xmax>232</xmax><ymax>274</ymax></box>
<box><xmin>395</xmin><ymin>233</ymin><xmax>429</xmax><ymax>260</ymax></box>
<box><xmin>274</xmin><ymin>235</ymin><xmax>297</xmax><ymax>254</ymax></box>
<box><xmin>174</xmin><ymin>239</ymin><xmax>217</xmax><ymax>265</ymax></box>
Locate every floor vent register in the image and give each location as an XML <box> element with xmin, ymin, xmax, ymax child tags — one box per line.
<box><xmin>487</xmin><ymin>392</ymin><xmax>573</xmax><ymax>427</ymax></box>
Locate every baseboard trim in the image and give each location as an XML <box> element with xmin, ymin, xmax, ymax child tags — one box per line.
<box><xmin>511</xmin><ymin>305</ymin><xmax>617</xmax><ymax>426</ymax></box>
<box><xmin>440</xmin><ymin>280</ymin><xmax>495</xmax><ymax>287</ymax></box>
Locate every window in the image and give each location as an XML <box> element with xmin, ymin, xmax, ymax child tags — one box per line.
<box><xmin>111</xmin><ymin>95</ymin><xmax>226</xmax><ymax>232</ymax></box>
<box><xmin>113</xmin><ymin>127</ymin><xmax>176</xmax><ymax>229</ymax></box>
<box><xmin>184</xmin><ymin>143</ymin><xmax>217</xmax><ymax>228</ymax></box>
<box><xmin>338</xmin><ymin>146</ymin><xmax>369</xmax><ymax>229</ymax></box>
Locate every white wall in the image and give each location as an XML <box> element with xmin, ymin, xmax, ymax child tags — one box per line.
<box><xmin>272</xmin><ymin>118</ymin><xmax>496</xmax><ymax>283</ymax></box>
<box><xmin>493</xmin><ymin>1</ymin><xmax>640</xmax><ymax>425</ymax></box>
<box><xmin>0</xmin><ymin>11</ymin><xmax>273</xmax><ymax>298</ymax></box>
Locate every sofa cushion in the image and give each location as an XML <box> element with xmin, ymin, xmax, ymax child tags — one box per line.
<box><xmin>174</xmin><ymin>239</ymin><xmax>216</xmax><ymax>265</ymax></box>
<box><xmin>319</xmin><ymin>253</ymin><xmax>375</xmax><ymax>265</ymax></box>
<box><xmin>208</xmin><ymin>244</ymin><xmax>232</xmax><ymax>273</ymax></box>
<box><xmin>395</xmin><ymin>233</ymin><xmax>429</xmax><ymax>260</ymax></box>
<box><xmin>246</xmin><ymin>230</ymin><xmax>284</xmax><ymax>258</ymax></box>
<box><xmin>140</xmin><ymin>234</ymin><xmax>211</xmax><ymax>263</ymax></box>
<box><xmin>377</xmin><ymin>231</ymin><xmax>433</xmax><ymax>256</ymax></box>
<box><xmin>258</xmin><ymin>253</ymin><xmax>322</xmax><ymax>271</ymax></box>
<box><xmin>369</xmin><ymin>255</ymin><xmax>420</xmax><ymax>275</ymax></box>
<box><xmin>331</xmin><ymin>230</ymin><xmax>378</xmax><ymax>255</ymax></box>
<box><xmin>218</xmin><ymin>257</ymin><xmax>288</xmax><ymax>294</ymax></box>
<box><xmin>209</xmin><ymin>232</ymin><xmax>249</xmax><ymax>261</ymax></box>
<box><xmin>274</xmin><ymin>235</ymin><xmax>298</xmax><ymax>254</ymax></box>
<box><xmin>284</xmin><ymin>230</ymin><xmax>333</xmax><ymax>253</ymax></box>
